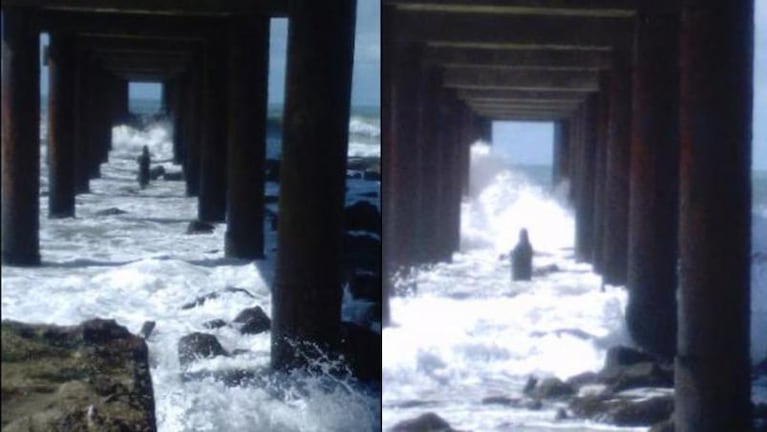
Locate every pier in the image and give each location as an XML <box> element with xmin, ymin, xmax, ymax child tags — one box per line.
<box><xmin>382</xmin><ymin>1</ymin><xmax>754</xmax><ymax>429</ymax></box>
<box><xmin>2</xmin><ymin>0</ymin><xmax>357</xmax><ymax>372</ymax></box>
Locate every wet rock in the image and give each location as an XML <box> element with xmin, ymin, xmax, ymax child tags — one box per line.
<box><xmin>163</xmin><ymin>171</ymin><xmax>184</xmax><ymax>181</ymax></box>
<box><xmin>391</xmin><ymin>412</ymin><xmax>457</xmax><ymax>432</ymax></box>
<box><xmin>524</xmin><ymin>399</ymin><xmax>544</xmax><ymax>410</ymax></box>
<box><xmin>756</xmin><ymin>357</ymin><xmax>767</xmax><ymax>375</ymax></box>
<box><xmin>344</xmin><ymin>232</ymin><xmax>380</xmax><ymax>274</ymax></box>
<box><xmin>603</xmin><ymin>345</ymin><xmax>656</xmax><ymax>370</ymax></box>
<box><xmin>532</xmin><ymin>377</ymin><xmax>575</xmax><ymax>399</ymax></box>
<box><xmin>186</xmin><ymin>220</ymin><xmax>215</xmax><ymax>234</ymax></box>
<box><xmin>601</xmin><ymin>362</ymin><xmax>674</xmax><ymax>392</ymax></box>
<box><xmin>363</xmin><ymin>171</ymin><xmax>380</xmax><ymax>181</ymax></box>
<box><xmin>139</xmin><ymin>321</ymin><xmax>156</xmax><ymax>339</ymax></box>
<box><xmin>177</xmin><ymin>333</ymin><xmax>227</xmax><ymax>367</ymax></box>
<box><xmin>1</xmin><ymin>319</ymin><xmax>156</xmax><ymax>431</ymax></box>
<box><xmin>522</xmin><ymin>375</ymin><xmax>538</xmax><ymax>395</ymax></box>
<box><xmin>481</xmin><ymin>395</ymin><xmax>518</xmax><ymax>406</ymax></box>
<box><xmin>149</xmin><ymin>165</ymin><xmax>166</xmax><ymax>180</ymax></box>
<box><xmin>348</xmin><ymin>271</ymin><xmax>381</xmax><ymax>303</ymax></box>
<box><xmin>202</xmin><ymin>319</ymin><xmax>227</xmax><ymax>330</ymax></box>
<box><xmin>95</xmin><ymin>207</ymin><xmax>128</xmax><ymax>216</ymax></box>
<box><xmin>344</xmin><ymin>201</ymin><xmax>381</xmax><ymax>234</ymax></box>
<box><xmin>533</xmin><ymin>263</ymin><xmax>560</xmax><ymax>277</ymax></box>
<box><xmin>339</xmin><ymin>322</ymin><xmax>381</xmax><ymax>381</ymax></box>
<box><xmin>181</xmin><ymin>287</ymin><xmax>256</xmax><ymax>310</ymax></box>
<box><xmin>264</xmin><ymin>195</ymin><xmax>279</xmax><ymax>204</ymax></box>
<box><xmin>555</xmin><ymin>407</ymin><xmax>568</xmax><ymax>420</ymax></box>
<box><xmin>232</xmin><ymin>306</ymin><xmax>271</xmax><ymax>335</ymax></box>
<box><xmin>570</xmin><ymin>393</ymin><xmax>673</xmax><ymax>427</ymax></box>
<box><xmin>265</xmin><ymin>159</ymin><xmax>281</xmax><ymax>182</ymax></box>
<box><xmin>566</xmin><ymin>371</ymin><xmax>600</xmax><ymax>389</ymax></box>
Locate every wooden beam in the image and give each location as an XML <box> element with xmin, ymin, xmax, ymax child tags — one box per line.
<box><xmin>444</xmin><ymin>68</ymin><xmax>599</xmax><ymax>91</ymax></box>
<box><xmin>4</xmin><ymin>0</ymin><xmax>288</xmax><ymax>16</ymax></box>
<box><xmin>394</xmin><ymin>11</ymin><xmax>633</xmax><ymax>50</ymax></box>
<box><xmin>386</xmin><ymin>0</ymin><xmax>636</xmax><ymax>17</ymax></box>
<box><xmin>425</xmin><ymin>46</ymin><xmax>611</xmax><ymax>69</ymax></box>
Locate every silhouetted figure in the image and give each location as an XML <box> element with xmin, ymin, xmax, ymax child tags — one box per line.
<box><xmin>511</xmin><ymin>228</ymin><xmax>533</xmax><ymax>281</ymax></box>
<box><xmin>137</xmin><ymin>145</ymin><xmax>150</xmax><ymax>189</ymax></box>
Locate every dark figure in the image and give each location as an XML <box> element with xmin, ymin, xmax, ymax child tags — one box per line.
<box><xmin>137</xmin><ymin>145</ymin><xmax>151</xmax><ymax>189</ymax></box>
<box><xmin>511</xmin><ymin>228</ymin><xmax>533</xmax><ymax>281</ymax></box>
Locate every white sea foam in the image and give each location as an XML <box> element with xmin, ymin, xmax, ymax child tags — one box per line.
<box><xmin>383</xmin><ymin>141</ymin><xmax>765</xmax><ymax>431</ymax></box>
<box><xmin>349</xmin><ymin>117</ymin><xmax>381</xmax><ymax>138</ymax></box>
<box><xmin>1</xmin><ymin>121</ymin><xmax>380</xmax><ymax>432</ymax></box>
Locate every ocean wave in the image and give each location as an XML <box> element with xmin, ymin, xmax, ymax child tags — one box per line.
<box><xmin>349</xmin><ymin>117</ymin><xmax>380</xmax><ymax>138</ymax></box>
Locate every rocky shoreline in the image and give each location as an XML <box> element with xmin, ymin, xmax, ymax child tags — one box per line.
<box><xmin>391</xmin><ymin>346</ymin><xmax>767</xmax><ymax>432</ymax></box>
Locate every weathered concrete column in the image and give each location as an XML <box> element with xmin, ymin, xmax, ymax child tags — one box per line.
<box><xmin>225</xmin><ymin>16</ymin><xmax>269</xmax><ymax>259</ymax></box>
<box><xmin>675</xmin><ymin>0</ymin><xmax>753</xmax><ymax>429</ymax></box>
<box><xmin>382</xmin><ymin>5</ymin><xmax>394</xmax><ymax>327</ymax></box>
<box><xmin>552</xmin><ymin>120</ymin><xmax>569</xmax><ymax>187</ymax></box>
<box><xmin>458</xmin><ymin>103</ymin><xmax>472</xmax><ymax>197</ymax></box>
<box><xmin>626</xmin><ymin>6</ymin><xmax>679</xmax><ymax>359</ymax></box>
<box><xmin>96</xmin><ymin>70</ymin><xmax>112</xmax><ymax>163</ymax></box>
<box><xmin>172</xmin><ymin>76</ymin><xmax>186</xmax><ymax>165</ymax></box>
<box><xmin>1</xmin><ymin>8</ymin><xmax>41</xmax><ymax>265</ymax></box>
<box><xmin>272</xmin><ymin>0</ymin><xmax>356</xmax><ymax>370</ymax></box>
<box><xmin>160</xmin><ymin>81</ymin><xmax>170</xmax><ymax>114</ymax></box>
<box><xmin>47</xmin><ymin>32</ymin><xmax>76</xmax><ymax>219</ymax></box>
<box><xmin>198</xmin><ymin>37</ymin><xmax>228</xmax><ymax>222</ymax></box>
<box><xmin>184</xmin><ymin>55</ymin><xmax>202</xmax><ymax>197</ymax></box>
<box><xmin>575</xmin><ymin>94</ymin><xmax>597</xmax><ymax>263</ymax></box>
<box><xmin>446</xmin><ymin>97</ymin><xmax>463</xmax><ymax>255</ymax></box>
<box><xmin>592</xmin><ymin>73</ymin><xmax>610</xmax><ymax>273</ymax></box>
<box><xmin>602</xmin><ymin>50</ymin><xmax>632</xmax><ymax>285</ymax></box>
<box><xmin>74</xmin><ymin>48</ymin><xmax>91</xmax><ymax>194</ymax></box>
<box><xmin>416</xmin><ymin>65</ymin><xmax>443</xmax><ymax>263</ymax></box>
<box><xmin>567</xmin><ymin>108</ymin><xmax>581</xmax><ymax>205</ymax></box>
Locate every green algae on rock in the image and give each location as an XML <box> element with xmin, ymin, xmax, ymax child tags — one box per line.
<box><xmin>1</xmin><ymin>319</ymin><xmax>156</xmax><ymax>431</ymax></box>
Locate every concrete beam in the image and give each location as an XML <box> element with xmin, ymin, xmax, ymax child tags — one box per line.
<box><xmin>4</xmin><ymin>0</ymin><xmax>288</xmax><ymax>16</ymax></box>
<box><xmin>394</xmin><ymin>11</ymin><xmax>633</xmax><ymax>50</ymax></box>
<box><xmin>386</xmin><ymin>0</ymin><xmax>635</xmax><ymax>17</ymax></box>
<box><xmin>81</xmin><ymin>36</ymin><xmax>200</xmax><ymax>55</ymax></box>
<box><xmin>457</xmin><ymin>88</ymin><xmax>591</xmax><ymax>101</ymax></box>
<box><xmin>444</xmin><ymin>68</ymin><xmax>599</xmax><ymax>91</ymax></box>
<box><xmin>34</xmin><ymin>10</ymin><xmax>226</xmax><ymax>39</ymax></box>
<box><xmin>425</xmin><ymin>47</ymin><xmax>612</xmax><ymax>69</ymax></box>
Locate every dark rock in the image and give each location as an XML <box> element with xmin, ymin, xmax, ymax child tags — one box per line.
<box><xmin>604</xmin><ymin>345</ymin><xmax>656</xmax><ymax>371</ymax></box>
<box><xmin>149</xmin><ymin>165</ymin><xmax>166</xmax><ymax>180</ymax></box>
<box><xmin>555</xmin><ymin>407</ymin><xmax>568</xmax><ymax>420</ymax></box>
<box><xmin>755</xmin><ymin>357</ymin><xmax>767</xmax><ymax>375</ymax></box>
<box><xmin>82</xmin><ymin>319</ymin><xmax>133</xmax><ymax>344</ymax></box>
<box><xmin>481</xmin><ymin>395</ymin><xmax>518</xmax><ymax>406</ymax></box>
<box><xmin>264</xmin><ymin>195</ymin><xmax>279</xmax><ymax>204</ymax></box>
<box><xmin>524</xmin><ymin>399</ymin><xmax>543</xmax><ymax>410</ymax></box>
<box><xmin>570</xmin><ymin>393</ymin><xmax>673</xmax><ymax>427</ymax></box>
<box><xmin>178</xmin><ymin>333</ymin><xmax>227</xmax><ymax>367</ymax></box>
<box><xmin>1</xmin><ymin>319</ymin><xmax>155</xmax><ymax>431</ymax></box>
<box><xmin>601</xmin><ymin>362</ymin><xmax>674</xmax><ymax>392</ymax></box>
<box><xmin>181</xmin><ymin>287</ymin><xmax>256</xmax><ymax>310</ymax></box>
<box><xmin>532</xmin><ymin>377</ymin><xmax>575</xmax><ymax>399</ymax></box>
<box><xmin>139</xmin><ymin>321</ymin><xmax>156</xmax><ymax>339</ymax></box>
<box><xmin>533</xmin><ymin>263</ymin><xmax>560</xmax><ymax>277</ymax></box>
<box><xmin>137</xmin><ymin>145</ymin><xmax>150</xmax><ymax>189</ymax></box>
<box><xmin>566</xmin><ymin>371</ymin><xmax>600</xmax><ymax>389</ymax></box>
<box><xmin>348</xmin><ymin>271</ymin><xmax>381</xmax><ymax>303</ymax></box>
<box><xmin>363</xmin><ymin>170</ymin><xmax>380</xmax><ymax>181</ymax></box>
<box><xmin>649</xmin><ymin>419</ymin><xmax>674</xmax><ymax>432</ymax></box>
<box><xmin>339</xmin><ymin>322</ymin><xmax>381</xmax><ymax>381</ymax></box>
<box><xmin>186</xmin><ymin>220</ymin><xmax>215</xmax><ymax>234</ymax></box>
<box><xmin>344</xmin><ymin>201</ymin><xmax>381</xmax><ymax>234</ymax></box>
<box><xmin>265</xmin><ymin>158</ymin><xmax>281</xmax><ymax>182</ymax></box>
<box><xmin>232</xmin><ymin>306</ymin><xmax>271</xmax><ymax>335</ymax></box>
<box><xmin>522</xmin><ymin>375</ymin><xmax>538</xmax><ymax>395</ymax></box>
<box><xmin>391</xmin><ymin>412</ymin><xmax>456</xmax><ymax>432</ymax></box>
<box><xmin>95</xmin><ymin>207</ymin><xmax>128</xmax><ymax>216</ymax></box>
<box><xmin>344</xmin><ymin>232</ymin><xmax>381</xmax><ymax>274</ymax></box>
<box><xmin>609</xmin><ymin>395</ymin><xmax>674</xmax><ymax>426</ymax></box>
<box><xmin>202</xmin><ymin>319</ymin><xmax>227</xmax><ymax>330</ymax></box>
<box><xmin>163</xmin><ymin>171</ymin><xmax>184</xmax><ymax>181</ymax></box>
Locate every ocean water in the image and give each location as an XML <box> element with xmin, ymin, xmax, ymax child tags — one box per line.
<box><xmin>382</xmin><ymin>142</ymin><xmax>767</xmax><ymax>431</ymax></box>
<box><xmin>2</xmin><ymin>100</ymin><xmax>382</xmax><ymax>431</ymax></box>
